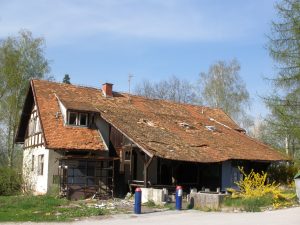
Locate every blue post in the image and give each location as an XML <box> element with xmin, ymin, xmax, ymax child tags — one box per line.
<box><xmin>176</xmin><ymin>186</ymin><xmax>182</xmax><ymax>210</ymax></box>
<box><xmin>134</xmin><ymin>188</ymin><xmax>142</xmax><ymax>214</ymax></box>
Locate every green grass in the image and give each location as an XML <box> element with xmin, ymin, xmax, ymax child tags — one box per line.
<box><xmin>223</xmin><ymin>194</ymin><xmax>274</xmax><ymax>212</ymax></box>
<box><xmin>223</xmin><ymin>187</ymin><xmax>298</xmax><ymax>212</ymax></box>
<box><xmin>144</xmin><ymin>200</ymin><xmax>156</xmax><ymax>207</ymax></box>
<box><xmin>0</xmin><ymin>195</ymin><xmax>107</xmax><ymax>222</ymax></box>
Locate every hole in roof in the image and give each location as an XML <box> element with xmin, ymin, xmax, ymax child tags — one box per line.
<box><xmin>190</xmin><ymin>144</ymin><xmax>208</xmax><ymax>147</ymax></box>
<box><xmin>177</xmin><ymin>121</ymin><xmax>195</xmax><ymax>129</ymax></box>
<box><xmin>137</xmin><ymin>118</ymin><xmax>157</xmax><ymax>127</ymax></box>
<box><xmin>205</xmin><ymin>126</ymin><xmax>216</xmax><ymax>132</ymax></box>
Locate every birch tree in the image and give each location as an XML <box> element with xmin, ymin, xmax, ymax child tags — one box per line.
<box><xmin>199</xmin><ymin>59</ymin><xmax>251</xmax><ymax>127</ymax></box>
<box><xmin>0</xmin><ymin>30</ymin><xmax>50</xmax><ymax>168</ymax></box>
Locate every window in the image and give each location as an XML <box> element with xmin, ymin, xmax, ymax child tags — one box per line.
<box><xmin>31</xmin><ymin>155</ymin><xmax>35</xmax><ymax>172</ymax></box>
<box><xmin>67</xmin><ymin>111</ymin><xmax>88</xmax><ymax>127</ymax></box>
<box><xmin>79</xmin><ymin>113</ymin><xmax>88</xmax><ymax>126</ymax></box>
<box><xmin>28</xmin><ymin>117</ymin><xmax>36</xmax><ymax>136</ymax></box>
<box><xmin>38</xmin><ymin>154</ymin><xmax>44</xmax><ymax>175</ymax></box>
<box><xmin>68</xmin><ymin>112</ymin><xmax>77</xmax><ymax>125</ymax></box>
<box><xmin>28</xmin><ymin>114</ymin><xmax>41</xmax><ymax>136</ymax></box>
<box><xmin>35</xmin><ymin>117</ymin><xmax>41</xmax><ymax>133</ymax></box>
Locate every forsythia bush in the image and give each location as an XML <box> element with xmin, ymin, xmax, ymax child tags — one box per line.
<box><xmin>228</xmin><ymin>167</ymin><xmax>296</xmax><ymax>208</ymax></box>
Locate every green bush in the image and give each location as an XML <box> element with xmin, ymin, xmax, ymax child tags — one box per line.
<box><xmin>0</xmin><ymin>167</ymin><xmax>22</xmax><ymax>195</ymax></box>
<box><xmin>267</xmin><ymin>163</ymin><xmax>299</xmax><ymax>184</ymax></box>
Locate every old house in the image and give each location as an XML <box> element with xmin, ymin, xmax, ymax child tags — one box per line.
<box><xmin>16</xmin><ymin>79</ymin><xmax>286</xmax><ymax>199</ymax></box>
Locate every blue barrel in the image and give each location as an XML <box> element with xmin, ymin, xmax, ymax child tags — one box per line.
<box><xmin>134</xmin><ymin>188</ymin><xmax>142</xmax><ymax>214</ymax></box>
<box><xmin>176</xmin><ymin>186</ymin><xmax>182</xmax><ymax>210</ymax></box>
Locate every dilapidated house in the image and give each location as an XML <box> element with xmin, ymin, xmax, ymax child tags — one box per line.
<box><xmin>16</xmin><ymin>79</ymin><xmax>287</xmax><ymax>199</ymax></box>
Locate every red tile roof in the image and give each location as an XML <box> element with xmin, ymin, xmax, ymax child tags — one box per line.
<box><xmin>29</xmin><ymin>79</ymin><xmax>287</xmax><ymax>162</ymax></box>
<box><xmin>32</xmin><ymin>80</ymin><xmax>104</xmax><ymax>151</ymax></box>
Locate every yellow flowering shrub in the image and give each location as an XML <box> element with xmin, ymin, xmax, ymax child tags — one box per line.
<box><xmin>228</xmin><ymin>167</ymin><xmax>296</xmax><ymax>209</ymax></box>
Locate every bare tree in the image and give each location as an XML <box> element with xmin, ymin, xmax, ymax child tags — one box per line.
<box><xmin>199</xmin><ymin>59</ymin><xmax>252</xmax><ymax>127</ymax></box>
<box><xmin>134</xmin><ymin>75</ymin><xmax>198</xmax><ymax>104</ymax></box>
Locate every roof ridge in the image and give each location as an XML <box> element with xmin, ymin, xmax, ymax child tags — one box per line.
<box><xmin>32</xmin><ymin>79</ymin><xmax>240</xmax><ymax>129</ymax></box>
<box><xmin>119</xmin><ymin>92</ymin><xmax>225</xmax><ymax>112</ymax></box>
<box><xmin>32</xmin><ymin>78</ymin><xmax>102</xmax><ymax>92</ymax></box>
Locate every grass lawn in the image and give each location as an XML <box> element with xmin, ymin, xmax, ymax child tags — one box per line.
<box><xmin>0</xmin><ymin>195</ymin><xmax>108</xmax><ymax>222</ymax></box>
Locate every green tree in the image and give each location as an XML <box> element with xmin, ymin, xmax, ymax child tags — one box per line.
<box><xmin>0</xmin><ymin>30</ymin><xmax>50</xmax><ymax>168</ymax></box>
<box><xmin>199</xmin><ymin>59</ymin><xmax>251</xmax><ymax>127</ymax></box>
<box><xmin>63</xmin><ymin>74</ymin><xmax>71</xmax><ymax>84</ymax></box>
<box><xmin>265</xmin><ymin>0</ymin><xmax>300</xmax><ymax>158</ymax></box>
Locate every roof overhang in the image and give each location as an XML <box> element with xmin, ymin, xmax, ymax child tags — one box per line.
<box><xmin>15</xmin><ymin>83</ymin><xmax>34</xmax><ymax>143</ymax></box>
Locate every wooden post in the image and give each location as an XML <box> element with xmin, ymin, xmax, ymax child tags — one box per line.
<box><xmin>143</xmin><ymin>156</ymin><xmax>154</xmax><ymax>188</ymax></box>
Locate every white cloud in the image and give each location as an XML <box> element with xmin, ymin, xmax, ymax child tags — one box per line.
<box><xmin>0</xmin><ymin>0</ymin><xmax>274</xmax><ymax>45</ymax></box>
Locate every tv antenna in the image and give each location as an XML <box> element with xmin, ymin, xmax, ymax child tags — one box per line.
<box><xmin>128</xmin><ymin>74</ymin><xmax>134</xmax><ymax>103</ymax></box>
<box><xmin>128</xmin><ymin>73</ymin><xmax>134</xmax><ymax>94</ymax></box>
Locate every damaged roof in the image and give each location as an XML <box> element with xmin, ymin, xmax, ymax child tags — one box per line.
<box><xmin>17</xmin><ymin>79</ymin><xmax>287</xmax><ymax>162</ymax></box>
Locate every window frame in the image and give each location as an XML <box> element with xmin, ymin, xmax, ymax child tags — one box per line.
<box><xmin>78</xmin><ymin>113</ymin><xmax>88</xmax><ymax>127</ymax></box>
<box><xmin>38</xmin><ymin>154</ymin><xmax>44</xmax><ymax>176</ymax></box>
<box><xmin>67</xmin><ymin>111</ymin><xmax>89</xmax><ymax>127</ymax></box>
<box><xmin>31</xmin><ymin>155</ymin><xmax>35</xmax><ymax>172</ymax></box>
<box><xmin>68</xmin><ymin>111</ymin><xmax>78</xmax><ymax>126</ymax></box>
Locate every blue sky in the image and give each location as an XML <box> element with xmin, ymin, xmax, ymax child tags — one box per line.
<box><xmin>0</xmin><ymin>0</ymin><xmax>278</xmax><ymax>119</ymax></box>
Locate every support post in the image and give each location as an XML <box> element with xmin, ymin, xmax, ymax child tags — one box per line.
<box><xmin>143</xmin><ymin>156</ymin><xmax>154</xmax><ymax>187</ymax></box>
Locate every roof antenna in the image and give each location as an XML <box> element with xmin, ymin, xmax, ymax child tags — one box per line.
<box><xmin>128</xmin><ymin>73</ymin><xmax>134</xmax><ymax>103</ymax></box>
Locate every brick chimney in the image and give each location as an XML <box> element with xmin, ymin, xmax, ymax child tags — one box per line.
<box><xmin>102</xmin><ymin>83</ymin><xmax>113</xmax><ymax>97</ymax></box>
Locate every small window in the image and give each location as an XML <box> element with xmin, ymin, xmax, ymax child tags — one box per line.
<box><xmin>38</xmin><ymin>154</ymin><xmax>44</xmax><ymax>175</ymax></box>
<box><xmin>28</xmin><ymin>117</ymin><xmax>36</xmax><ymax>136</ymax></box>
<box><xmin>125</xmin><ymin>150</ymin><xmax>131</xmax><ymax>160</ymax></box>
<box><xmin>35</xmin><ymin>118</ymin><xmax>41</xmax><ymax>133</ymax></box>
<box><xmin>68</xmin><ymin>112</ymin><xmax>77</xmax><ymax>125</ymax></box>
<box><xmin>79</xmin><ymin>113</ymin><xmax>88</xmax><ymax>126</ymax></box>
<box><xmin>67</xmin><ymin>111</ymin><xmax>89</xmax><ymax>127</ymax></box>
<box><xmin>31</xmin><ymin>155</ymin><xmax>35</xmax><ymax>172</ymax></box>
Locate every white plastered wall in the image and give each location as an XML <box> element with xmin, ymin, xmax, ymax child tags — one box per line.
<box><xmin>23</xmin><ymin>146</ymin><xmax>60</xmax><ymax>195</ymax></box>
<box><xmin>94</xmin><ymin>116</ymin><xmax>109</xmax><ymax>150</ymax></box>
<box><xmin>57</xmin><ymin>97</ymin><xmax>67</xmax><ymax>124</ymax></box>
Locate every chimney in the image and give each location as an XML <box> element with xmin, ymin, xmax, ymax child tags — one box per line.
<box><xmin>102</xmin><ymin>83</ymin><xmax>113</xmax><ymax>97</ymax></box>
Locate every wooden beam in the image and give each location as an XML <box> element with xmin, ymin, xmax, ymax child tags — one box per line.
<box><xmin>143</xmin><ymin>156</ymin><xmax>154</xmax><ymax>188</ymax></box>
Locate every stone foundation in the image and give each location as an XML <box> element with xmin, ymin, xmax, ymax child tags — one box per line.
<box><xmin>140</xmin><ymin>188</ymin><xmax>168</xmax><ymax>205</ymax></box>
<box><xmin>188</xmin><ymin>192</ymin><xmax>228</xmax><ymax>209</ymax></box>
